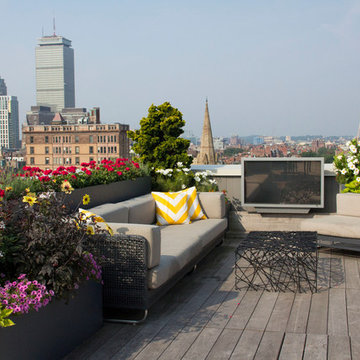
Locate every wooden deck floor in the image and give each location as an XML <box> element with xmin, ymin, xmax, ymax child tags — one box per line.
<box><xmin>64</xmin><ymin>233</ymin><xmax>360</xmax><ymax>360</ymax></box>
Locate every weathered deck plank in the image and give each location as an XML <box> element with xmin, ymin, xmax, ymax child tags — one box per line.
<box><xmin>278</xmin><ymin>333</ymin><xmax>306</xmax><ymax>360</ymax></box>
<box><xmin>229</xmin><ymin>329</ymin><xmax>263</xmax><ymax>360</ymax></box>
<box><xmin>254</xmin><ymin>331</ymin><xmax>284</xmax><ymax>360</ymax></box>
<box><xmin>328</xmin><ymin>288</ymin><xmax>348</xmax><ymax>335</ymax></box>
<box><xmin>206</xmin><ymin>328</ymin><xmax>242</xmax><ymax>360</ymax></box>
<box><xmin>286</xmin><ymin>293</ymin><xmax>312</xmax><ymax>333</ymax></box>
<box><xmin>266</xmin><ymin>292</ymin><xmax>295</xmax><ymax>332</ymax></box>
<box><xmin>306</xmin><ymin>290</ymin><xmax>329</xmax><ymax>334</ymax></box>
<box><xmin>303</xmin><ymin>334</ymin><xmax>327</xmax><ymax>360</ymax></box>
<box><xmin>346</xmin><ymin>288</ymin><xmax>360</xmax><ymax>337</ymax></box>
<box><xmin>181</xmin><ymin>327</ymin><xmax>223</xmax><ymax>360</ymax></box>
<box><xmin>328</xmin><ymin>335</ymin><xmax>352</xmax><ymax>360</ymax></box>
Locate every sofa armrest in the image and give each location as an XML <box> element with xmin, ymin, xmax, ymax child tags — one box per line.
<box><xmin>92</xmin><ymin>234</ymin><xmax>148</xmax><ymax>310</ymax></box>
<box><xmin>198</xmin><ymin>192</ymin><xmax>226</xmax><ymax>219</ymax></box>
<box><xmin>106</xmin><ymin>222</ymin><xmax>160</xmax><ymax>269</ymax></box>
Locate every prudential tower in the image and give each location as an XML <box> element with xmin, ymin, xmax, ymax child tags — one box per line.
<box><xmin>35</xmin><ymin>32</ymin><xmax>75</xmax><ymax>112</ymax></box>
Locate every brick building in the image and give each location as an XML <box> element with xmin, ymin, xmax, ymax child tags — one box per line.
<box><xmin>23</xmin><ymin>121</ymin><xmax>130</xmax><ymax>169</ymax></box>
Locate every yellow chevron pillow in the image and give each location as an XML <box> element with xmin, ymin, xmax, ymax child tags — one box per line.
<box><xmin>151</xmin><ymin>191</ymin><xmax>191</xmax><ymax>225</ymax></box>
<box><xmin>182</xmin><ymin>187</ymin><xmax>207</xmax><ymax>221</ymax></box>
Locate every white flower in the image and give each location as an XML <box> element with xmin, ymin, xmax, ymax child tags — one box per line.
<box><xmin>181</xmin><ymin>184</ymin><xmax>186</xmax><ymax>189</ymax></box>
<box><xmin>176</xmin><ymin>162</ymin><xmax>183</xmax><ymax>168</ymax></box>
<box><xmin>0</xmin><ymin>251</ymin><xmax>3</xmax><ymax>258</ymax></box>
<box><xmin>194</xmin><ymin>176</ymin><xmax>201</xmax><ymax>182</ymax></box>
<box><xmin>349</xmin><ymin>163</ymin><xmax>356</xmax><ymax>170</ymax></box>
<box><xmin>357</xmin><ymin>177</ymin><xmax>360</xmax><ymax>182</ymax></box>
<box><xmin>209</xmin><ymin>179</ymin><xmax>217</xmax><ymax>184</ymax></box>
<box><xmin>350</xmin><ymin>145</ymin><xmax>357</xmax><ymax>154</ymax></box>
<box><xmin>337</xmin><ymin>155</ymin><xmax>343</xmax><ymax>160</ymax></box>
<box><xmin>0</xmin><ymin>221</ymin><xmax>4</xmax><ymax>230</ymax></box>
<box><xmin>341</xmin><ymin>168</ymin><xmax>347</xmax><ymax>175</ymax></box>
<box><xmin>182</xmin><ymin>168</ymin><xmax>190</xmax><ymax>173</ymax></box>
<box><xmin>354</xmin><ymin>168</ymin><xmax>359</xmax><ymax>175</ymax></box>
<box><xmin>346</xmin><ymin>141</ymin><xmax>351</xmax><ymax>147</ymax></box>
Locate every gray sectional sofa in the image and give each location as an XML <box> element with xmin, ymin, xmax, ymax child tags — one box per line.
<box><xmin>89</xmin><ymin>191</ymin><xmax>228</xmax><ymax>322</ymax></box>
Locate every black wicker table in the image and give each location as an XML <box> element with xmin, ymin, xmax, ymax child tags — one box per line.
<box><xmin>235</xmin><ymin>231</ymin><xmax>318</xmax><ymax>293</ymax></box>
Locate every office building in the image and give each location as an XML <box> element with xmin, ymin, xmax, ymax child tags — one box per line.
<box><xmin>36</xmin><ymin>35</ymin><xmax>75</xmax><ymax>112</ymax></box>
<box><xmin>0</xmin><ymin>95</ymin><xmax>20</xmax><ymax>149</ymax></box>
<box><xmin>0</xmin><ymin>77</ymin><xmax>7</xmax><ymax>95</ymax></box>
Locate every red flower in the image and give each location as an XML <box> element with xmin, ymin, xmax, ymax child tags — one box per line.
<box><xmin>133</xmin><ymin>163</ymin><xmax>139</xmax><ymax>168</ymax></box>
<box><xmin>43</xmin><ymin>169</ymin><xmax>52</xmax><ymax>175</ymax></box>
<box><xmin>60</xmin><ymin>171</ymin><xmax>68</xmax><ymax>176</ymax></box>
<box><xmin>125</xmin><ymin>167</ymin><xmax>130</xmax><ymax>171</ymax></box>
<box><xmin>96</xmin><ymin>167</ymin><xmax>100</xmax><ymax>170</ymax></box>
<box><xmin>71</xmin><ymin>175</ymin><xmax>77</xmax><ymax>179</ymax></box>
<box><xmin>117</xmin><ymin>171</ymin><xmax>123</xmax><ymax>176</ymax></box>
<box><xmin>85</xmin><ymin>170</ymin><xmax>92</xmax><ymax>176</ymax></box>
<box><xmin>0</xmin><ymin>189</ymin><xmax>5</xmax><ymax>197</ymax></box>
<box><xmin>81</xmin><ymin>162</ymin><xmax>89</xmax><ymax>167</ymax></box>
<box><xmin>107</xmin><ymin>167</ymin><xmax>114</xmax><ymax>172</ymax></box>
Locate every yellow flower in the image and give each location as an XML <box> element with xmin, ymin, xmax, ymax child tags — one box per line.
<box><xmin>23</xmin><ymin>195</ymin><xmax>37</xmax><ymax>206</ymax></box>
<box><xmin>86</xmin><ymin>225</ymin><xmax>95</xmax><ymax>235</ymax></box>
<box><xmin>53</xmin><ymin>179</ymin><xmax>56</xmax><ymax>183</ymax></box>
<box><xmin>5</xmin><ymin>186</ymin><xmax>12</xmax><ymax>192</ymax></box>
<box><xmin>60</xmin><ymin>180</ymin><xmax>74</xmax><ymax>194</ymax></box>
<box><xmin>93</xmin><ymin>216</ymin><xmax>104</xmax><ymax>223</ymax></box>
<box><xmin>106</xmin><ymin>225</ymin><xmax>114</xmax><ymax>236</ymax></box>
<box><xmin>82</xmin><ymin>194</ymin><xmax>90</xmax><ymax>205</ymax></box>
<box><xmin>25</xmin><ymin>187</ymin><xmax>30</xmax><ymax>193</ymax></box>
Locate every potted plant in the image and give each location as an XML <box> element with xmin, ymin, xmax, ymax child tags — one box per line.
<box><xmin>333</xmin><ymin>138</ymin><xmax>360</xmax><ymax>214</ymax></box>
<box><xmin>0</xmin><ymin>182</ymin><xmax>108</xmax><ymax>360</ymax></box>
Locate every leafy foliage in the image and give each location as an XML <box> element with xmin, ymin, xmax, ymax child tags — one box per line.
<box><xmin>0</xmin><ymin>306</ymin><xmax>14</xmax><ymax>327</ymax></box>
<box><xmin>128</xmin><ymin>102</ymin><xmax>192</xmax><ymax>170</ymax></box>
<box><xmin>0</xmin><ymin>185</ymin><xmax>105</xmax><ymax>300</ymax></box>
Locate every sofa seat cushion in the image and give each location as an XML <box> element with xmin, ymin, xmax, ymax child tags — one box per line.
<box><xmin>148</xmin><ymin>218</ymin><xmax>227</xmax><ymax>289</ymax></box>
<box><xmin>300</xmin><ymin>214</ymin><xmax>360</xmax><ymax>239</ymax></box>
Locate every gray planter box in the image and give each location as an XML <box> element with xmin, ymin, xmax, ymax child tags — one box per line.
<box><xmin>65</xmin><ymin>176</ymin><xmax>152</xmax><ymax>210</ymax></box>
<box><xmin>0</xmin><ymin>281</ymin><xmax>103</xmax><ymax>360</ymax></box>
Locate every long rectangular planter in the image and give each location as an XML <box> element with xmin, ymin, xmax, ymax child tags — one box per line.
<box><xmin>0</xmin><ymin>281</ymin><xmax>103</xmax><ymax>360</ymax></box>
<box><xmin>65</xmin><ymin>176</ymin><xmax>152</xmax><ymax>210</ymax></box>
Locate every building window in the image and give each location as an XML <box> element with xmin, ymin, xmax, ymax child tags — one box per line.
<box><xmin>75</xmin><ymin>146</ymin><xmax>79</xmax><ymax>154</ymax></box>
<box><xmin>89</xmin><ymin>135</ymin><xmax>94</xmax><ymax>143</ymax></box>
<box><xmin>45</xmin><ymin>135</ymin><xmax>49</xmax><ymax>143</ymax></box>
<box><xmin>45</xmin><ymin>146</ymin><xmax>49</xmax><ymax>154</ymax></box>
<box><xmin>114</xmin><ymin>146</ymin><xmax>117</xmax><ymax>153</ymax></box>
<box><xmin>45</xmin><ymin>157</ymin><xmax>50</xmax><ymax>165</ymax></box>
<box><xmin>30</xmin><ymin>136</ymin><xmax>34</xmax><ymax>144</ymax></box>
<box><xmin>30</xmin><ymin>157</ymin><xmax>34</xmax><ymax>165</ymax></box>
<box><xmin>89</xmin><ymin>146</ymin><xmax>94</xmax><ymax>154</ymax></box>
<box><xmin>75</xmin><ymin>157</ymin><xmax>80</xmax><ymax>165</ymax></box>
<box><xmin>30</xmin><ymin>147</ymin><xmax>34</xmax><ymax>154</ymax></box>
<box><xmin>114</xmin><ymin>136</ymin><xmax>116</xmax><ymax>142</ymax></box>
<box><xmin>75</xmin><ymin>135</ymin><xmax>79</xmax><ymax>143</ymax></box>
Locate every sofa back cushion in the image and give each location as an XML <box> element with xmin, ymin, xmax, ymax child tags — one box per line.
<box><xmin>121</xmin><ymin>194</ymin><xmax>156</xmax><ymax>224</ymax></box>
<box><xmin>87</xmin><ymin>203</ymin><xmax>129</xmax><ymax>223</ymax></box>
<box><xmin>198</xmin><ymin>192</ymin><xmax>225</xmax><ymax>219</ymax></box>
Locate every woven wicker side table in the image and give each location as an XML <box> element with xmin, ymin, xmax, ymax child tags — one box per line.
<box><xmin>235</xmin><ymin>231</ymin><xmax>318</xmax><ymax>293</ymax></box>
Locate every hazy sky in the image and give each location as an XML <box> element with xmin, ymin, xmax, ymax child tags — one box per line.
<box><xmin>1</xmin><ymin>0</ymin><xmax>360</xmax><ymax>137</ymax></box>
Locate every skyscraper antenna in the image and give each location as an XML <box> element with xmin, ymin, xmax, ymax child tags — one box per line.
<box><xmin>53</xmin><ymin>17</ymin><xmax>56</xmax><ymax>36</ymax></box>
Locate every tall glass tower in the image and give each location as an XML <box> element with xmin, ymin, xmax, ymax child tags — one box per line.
<box><xmin>35</xmin><ymin>35</ymin><xmax>75</xmax><ymax>112</ymax></box>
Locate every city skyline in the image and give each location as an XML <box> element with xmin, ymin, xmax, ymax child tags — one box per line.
<box><xmin>1</xmin><ymin>0</ymin><xmax>360</xmax><ymax>138</ymax></box>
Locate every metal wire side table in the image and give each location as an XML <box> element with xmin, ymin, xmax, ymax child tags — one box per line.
<box><xmin>235</xmin><ymin>231</ymin><xmax>318</xmax><ymax>293</ymax></box>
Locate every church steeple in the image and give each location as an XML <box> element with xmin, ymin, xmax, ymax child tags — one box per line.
<box><xmin>197</xmin><ymin>99</ymin><xmax>216</xmax><ymax>164</ymax></box>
